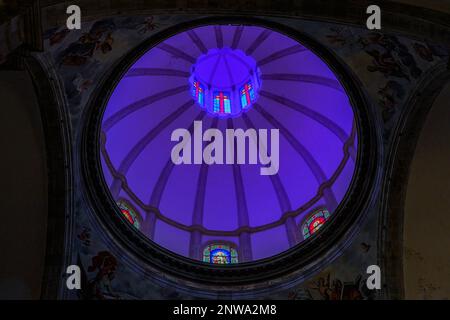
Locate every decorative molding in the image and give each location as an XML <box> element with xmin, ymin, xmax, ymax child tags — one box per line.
<box><xmin>23</xmin><ymin>52</ymin><xmax>73</xmax><ymax>299</ymax></box>
<box><xmin>100</xmin><ymin>124</ymin><xmax>355</xmax><ymax>236</ymax></box>
<box><xmin>81</xmin><ymin>16</ymin><xmax>379</xmax><ymax>286</ymax></box>
<box><xmin>33</xmin><ymin>0</ymin><xmax>450</xmax><ymax>43</ymax></box>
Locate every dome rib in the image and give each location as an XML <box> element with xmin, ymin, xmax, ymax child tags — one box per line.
<box><xmin>253</xmin><ymin>103</ymin><xmax>339</xmax><ymax>211</ymax></box>
<box><xmin>228</xmin><ymin>119</ymin><xmax>253</xmax><ymax>262</ymax></box>
<box><xmin>103</xmin><ymin>85</ymin><xmax>189</xmax><ymax>131</ymax></box>
<box><xmin>100</xmin><ymin>127</ymin><xmax>356</xmax><ymax>236</ymax></box>
<box><xmin>214</xmin><ymin>25</ymin><xmax>224</xmax><ymax>48</ymax></box>
<box><xmin>109</xmin><ymin>100</ymin><xmax>194</xmax><ymax>198</ymax></box>
<box><xmin>223</xmin><ymin>54</ymin><xmax>235</xmax><ymax>85</ymax></box>
<box><xmin>241</xmin><ymin>113</ymin><xmax>293</xmax><ymax>214</ymax></box>
<box><xmin>232</xmin><ymin>162</ymin><xmax>253</xmax><ymax>260</ymax></box>
<box><xmin>125</xmin><ymin>68</ymin><xmax>190</xmax><ymax>78</ymax></box>
<box><xmin>246</xmin><ymin>29</ymin><xmax>271</xmax><ymax>56</ymax></box>
<box><xmin>257</xmin><ymin>45</ymin><xmax>307</xmax><ymax>67</ymax></box>
<box><xmin>189</xmin><ymin>162</ymin><xmax>209</xmax><ymax>257</ymax></box>
<box><xmin>260</xmin><ymin>73</ymin><xmax>345</xmax><ymax>93</ymax></box>
<box><xmin>148</xmin><ymin>111</ymin><xmax>207</xmax><ymax>208</ymax></box>
<box><xmin>231</xmin><ymin>26</ymin><xmax>244</xmax><ymax>49</ymax></box>
<box><xmin>189</xmin><ymin>117</ymin><xmax>219</xmax><ymax>258</ymax></box>
<box><xmin>241</xmin><ymin>113</ymin><xmax>298</xmax><ymax>246</ymax></box>
<box><xmin>208</xmin><ymin>53</ymin><xmax>223</xmax><ymax>85</ymax></box>
<box><xmin>157</xmin><ymin>43</ymin><xmax>196</xmax><ymax>64</ymax></box>
<box><xmin>259</xmin><ymin>90</ymin><xmax>350</xmax><ymax>144</ymax></box>
<box><xmin>186</xmin><ymin>29</ymin><xmax>207</xmax><ymax>54</ymax></box>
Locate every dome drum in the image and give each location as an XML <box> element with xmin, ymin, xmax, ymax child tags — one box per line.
<box><xmin>189</xmin><ymin>48</ymin><xmax>261</xmax><ymax>117</ymax></box>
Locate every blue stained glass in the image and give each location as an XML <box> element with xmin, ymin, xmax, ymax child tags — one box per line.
<box><xmin>210</xmin><ymin>248</ymin><xmax>231</xmax><ymax>264</ymax></box>
<box><xmin>240</xmin><ymin>81</ymin><xmax>255</xmax><ymax>109</ymax></box>
<box><xmin>192</xmin><ymin>80</ymin><xmax>205</xmax><ymax>107</ymax></box>
<box><xmin>198</xmin><ymin>91</ymin><xmax>204</xmax><ymax>106</ymax></box>
<box><xmin>213</xmin><ymin>91</ymin><xmax>231</xmax><ymax>114</ymax></box>
<box><xmin>249</xmin><ymin>86</ymin><xmax>255</xmax><ymax>100</ymax></box>
<box><xmin>224</xmin><ymin>96</ymin><xmax>231</xmax><ymax>114</ymax></box>
<box><xmin>241</xmin><ymin>95</ymin><xmax>248</xmax><ymax>108</ymax></box>
<box><xmin>203</xmin><ymin>243</ymin><xmax>238</xmax><ymax>264</ymax></box>
<box><xmin>213</xmin><ymin>92</ymin><xmax>220</xmax><ymax>113</ymax></box>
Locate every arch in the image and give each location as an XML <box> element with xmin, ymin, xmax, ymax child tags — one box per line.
<box><xmin>380</xmin><ymin>61</ymin><xmax>450</xmax><ymax>299</ymax></box>
<box><xmin>20</xmin><ymin>54</ymin><xmax>72</xmax><ymax>299</ymax></box>
<box><xmin>403</xmin><ymin>81</ymin><xmax>450</xmax><ymax>298</ymax></box>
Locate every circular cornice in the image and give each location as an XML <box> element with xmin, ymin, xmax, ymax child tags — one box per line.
<box><xmin>81</xmin><ymin>16</ymin><xmax>379</xmax><ymax>287</ymax></box>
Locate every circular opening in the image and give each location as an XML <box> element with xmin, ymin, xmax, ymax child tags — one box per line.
<box><xmin>98</xmin><ymin>22</ymin><xmax>359</xmax><ymax>266</ymax></box>
<box><xmin>83</xmin><ymin>17</ymin><xmax>379</xmax><ymax>287</ymax></box>
<box><xmin>190</xmin><ymin>48</ymin><xmax>261</xmax><ymax>117</ymax></box>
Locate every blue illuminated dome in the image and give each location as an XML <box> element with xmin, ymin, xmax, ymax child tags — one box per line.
<box><xmin>189</xmin><ymin>48</ymin><xmax>261</xmax><ymax>117</ymax></box>
<box><xmin>101</xmin><ymin>24</ymin><xmax>358</xmax><ymax>263</ymax></box>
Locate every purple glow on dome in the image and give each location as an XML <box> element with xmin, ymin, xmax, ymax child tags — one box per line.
<box><xmin>100</xmin><ymin>24</ymin><xmax>358</xmax><ymax>264</ymax></box>
<box><xmin>190</xmin><ymin>48</ymin><xmax>261</xmax><ymax>117</ymax></box>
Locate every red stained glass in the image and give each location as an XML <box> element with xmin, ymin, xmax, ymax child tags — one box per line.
<box><xmin>121</xmin><ymin>209</ymin><xmax>135</xmax><ymax>224</ymax></box>
<box><xmin>302</xmin><ymin>208</ymin><xmax>330</xmax><ymax>239</ymax></box>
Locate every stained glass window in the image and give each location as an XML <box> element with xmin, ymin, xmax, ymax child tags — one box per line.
<box><xmin>240</xmin><ymin>81</ymin><xmax>256</xmax><ymax>109</ymax></box>
<box><xmin>302</xmin><ymin>208</ymin><xmax>330</xmax><ymax>239</ymax></box>
<box><xmin>213</xmin><ymin>91</ymin><xmax>231</xmax><ymax>114</ymax></box>
<box><xmin>117</xmin><ymin>200</ymin><xmax>141</xmax><ymax>230</ymax></box>
<box><xmin>202</xmin><ymin>243</ymin><xmax>238</xmax><ymax>264</ymax></box>
<box><xmin>191</xmin><ymin>80</ymin><xmax>205</xmax><ymax>107</ymax></box>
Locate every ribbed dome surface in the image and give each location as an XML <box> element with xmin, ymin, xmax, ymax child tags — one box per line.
<box><xmin>193</xmin><ymin>48</ymin><xmax>258</xmax><ymax>89</ymax></box>
<box><xmin>100</xmin><ymin>24</ymin><xmax>357</xmax><ymax>263</ymax></box>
